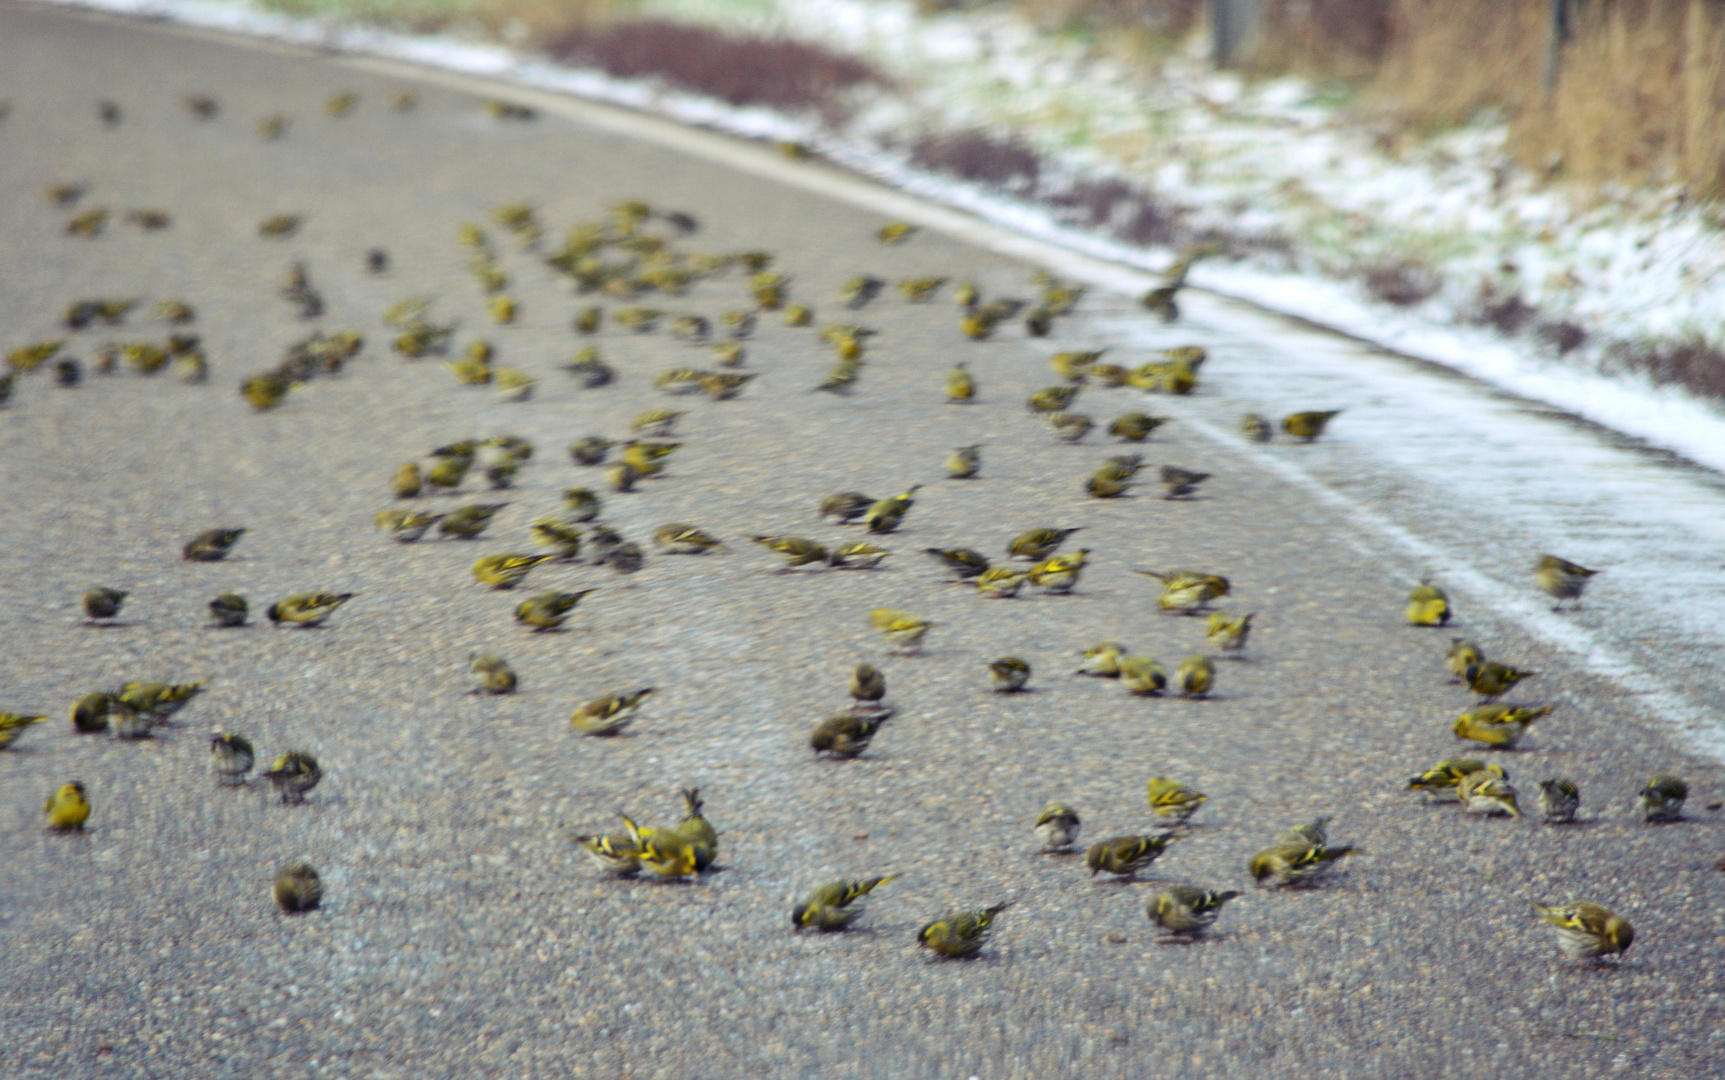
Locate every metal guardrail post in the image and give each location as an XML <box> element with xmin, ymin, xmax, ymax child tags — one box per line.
<box><xmin>1211</xmin><ymin>0</ymin><xmax>1262</xmax><ymax>68</ymax></box>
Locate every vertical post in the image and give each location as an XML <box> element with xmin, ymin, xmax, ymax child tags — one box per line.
<box><xmin>1211</xmin><ymin>0</ymin><xmax>1262</xmax><ymax>68</ymax></box>
<box><xmin>1544</xmin><ymin>0</ymin><xmax>1572</xmax><ymax>97</ymax></box>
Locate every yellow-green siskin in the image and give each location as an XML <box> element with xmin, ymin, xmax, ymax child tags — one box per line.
<box><xmin>1109</xmin><ymin>413</ymin><xmax>1167</xmax><ymax>442</ymax></box>
<box><xmin>182</xmin><ymin>528</ymin><xmax>244</xmax><ymax>562</ymax></box>
<box><xmin>1087</xmin><ymin>832</ymin><xmax>1182</xmax><ymax>880</ymax></box>
<box><xmin>1087</xmin><ymin>455</ymin><xmax>1143</xmax><ymax>499</ymax></box>
<box><xmin>529</xmin><ymin>519</ymin><xmax>583</xmax><ymax>560</ymax></box>
<box><xmin>864</xmin><ymin>486</ymin><xmax>920</xmax><ymax>534</ymax></box>
<box><xmin>1405</xmin><ymin>582</ymin><xmax>1451</xmax><ymax>627</ymax></box>
<box><xmin>120</xmin><ymin>679</ymin><xmax>208</xmax><ymax>721</ymax></box>
<box><xmin>850</xmin><ymin>663</ymin><xmax>886</xmax><ymax>708</ymax></box>
<box><xmin>392</xmin><ymin>463</ymin><xmax>424</xmax><ymax>498</ymax></box>
<box><xmin>946</xmin><ymin>445</ymin><xmax>982</xmax><ymax>480</ymax></box>
<box><xmin>1537</xmin><ymin>778</ymin><xmax>1579</xmax><ymax>823</ymax></box>
<box><xmin>274</xmin><ymin>862</ymin><xmax>323</xmax><ymax>913</ymax></box>
<box><xmin>1457</xmin><ymin>765</ymin><xmax>1520</xmax><ymax>816</ymax></box>
<box><xmin>1282</xmin><ymin>411</ymin><xmax>1342</xmax><ymax>442</ymax></box>
<box><xmin>752</xmin><ymin>535</ymin><xmax>830</xmax><ymax>570</ymax></box>
<box><xmin>1536</xmin><ymin>555</ymin><xmax>1599</xmax><ymax>611</ymax></box>
<box><xmin>1278</xmin><ymin>818</ymin><xmax>1330</xmax><ymax>846</ymax></box>
<box><xmin>945</xmin><ymin>362</ymin><xmax>975</xmax><ymax>403</ymax></box>
<box><xmin>440</xmin><ymin>503</ymin><xmax>507</xmax><ymax>538</ymax></box>
<box><xmin>918</xmin><ymin>903</ymin><xmax>1010</xmax><ymax>958</ymax></box>
<box><xmin>1119</xmin><ymin>655</ymin><xmax>1168</xmax><ymax>695</ymax></box>
<box><xmin>1249</xmin><ymin>842</ymin><xmax>1359</xmax><ymax>886</ymax></box>
<box><xmin>782</xmin><ymin>303</ymin><xmax>813</xmax><ymax>327</ymax></box>
<box><xmin>626</xmin><ymin>823</ymin><xmax>698</xmax><ymax>879</ymax></box>
<box><xmin>1240</xmin><ymin>413</ymin><xmax>1273</xmax><ymax>442</ymax></box>
<box><xmin>1028</xmin><ymin>550</ymin><xmax>1089</xmax><ymax>593</ymax></box>
<box><xmin>792</xmin><ymin>875</ymin><xmax>898</xmax><ymax>931</ymax></box>
<box><xmin>879</xmin><ymin>222</ymin><xmax>917</xmax><ymax>244</ymax></box>
<box><xmin>1453</xmin><ymin>704</ymin><xmax>1554</xmax><ymax>749</ymax></box>
<box><xmin>1159</xmin><ymin>466</ymin><xmax>1209</xmax><ymax>500</ymax></box>
<box><xmin>975</xmin><ymin>566</ymin><xmax>1028</xmax><ymax>599</ymax></box>
<box><xmin>265</xmin><ymin>750</ymin><xmax>321</xmax><ymax>804</ymax></box>
<box><xmin>1137</xmin><ymin>570</ymin><xmax>1231</xmax><ymax>614</ymax></box>
<box><xmin>987</xmin><ymin>656</ymin><xmax>1031</xmax><ymax>693</ymax></box>
<box><xmin>820</xmin><ymin>492</ymin><xmax>874</xmax><ymax>524</ymax></box>
<box><xmin>107</xmin><ymin>701</ymin><xmax>152</xmax><ymax>740</ymax></box>
<box><xmin>568</xmin><ymin>437</ymin><xmax>614</xmax><ymax>467</ymax></box>
<box><xmin>469</xmin><ymin>654</ymin><xmax>516</xmax><ymax>694</ymax></box>
<box><xmin>1008</xmin><ymin>528</ymin><xmax>1081</xmax><ymax>561</ymax></box>
<box><xmin>82</xmin><ymin>588</ymin><xmax>127</xmax><ymax>622</ymax></box>
<box><xmin>653</xmin><ymin>524</ymin><xmax>724</xmax><ymax>554</ymax></box>
<box><xmin>602</xmin><ymin>542</ymin><xmax>645</xmax><ymax>576</ymax></box>
<box><xmin>1637</xmin><ymin>774</ymin><xmax>1687</xmax><ymax>822</ymax></box>
<box><xmin>571</xmin><ymin>688</ymin><xmax>654</xmax><ymax>736</ymax></box>
<box><xmin>1075</xmin><ymin>641</ymin><xmax>1126</xmax><ymax>677</ymax></box>
<box><xmin>1028</xmin><ymin>386</ymin><xmax>1081</xmax><ymax>414</ymax></box>
<box><xmin>1173</xmin><ymin>655</ymin><xmax>1214</xmax><ymax>698</ymax></box>
<box><xmin>1146</xmin><ymin>777</ymin><xmax>1207</xmax><ymax>823</ymax></box>
<box><xmin>1148</xmin><ymin>885</ymin><xmax>1240</xmax><ymax>938</ymax></box>
<box><xmin>924</xmin><ymin>548</ymin><xmax>990</xmax><ymax>580</ymax></box>
<box><xmin>1446</xmin><ymin>639</ymin><xmax>1483</xmax><ymax>680</ymax></box>
<box><xmin>900</xmin><ymin>276</ymin><xmax>946</xmax><ymax>301</ymax></box>
<box><xmin>572</xmin><ymin>832</ymin><xmax>640</xmax><ymax>876</ymax></box>
<box><xmin>563</xmin><ymin>488</ymin><xmax>602</xmax><ymax>522</ymax></box>
<box><xmin>1464</xmin><ymin>661</ymin><xmax>1537</xmax><ymax>700</ymax></box>
<box><xmin>1405</xmin><ymin>757</ymin><xmax>1487</xmax><ymax>799</ymax></box>
<box><xmin>841</xmin><ymin>275</ymin><xmax>884</xmax><ymax>309</ymax></box>
<box><xmin>869</xmin><ymin>609</ymin><xmax>932</xmax><ymax>653</ymax></box>
<box><xmin>210</xmin><ymin>732</ymin><xmax>255</xmax><ymax>784</ymax></box>
<box><xmin>1532</xmin><ymin>901</ymin><xmax>1634</xmax><ymax>960</ymax></box>
<box><xmin>515</xmin><ymin>589</ymin><xmax>596</xmax><ymax>631</ymax></box>
<box><xmin>1046</xmin><ymin>412</ymin><xmax>1094</xmax><ymax>443</ymax></box>
<box><xmin>670</xmin><ymin>788</ymin><xmax>718</xmax><ymax>871</ymax></box>
<box><xmin>811</xmin><ymin>709</ymin><xmax>892</xmax><ymax>757</ymax></box>
<box><xmin>1141</xmin><ymin>285</ymin><xmax>1179</xmax><ymax>322</ymax></box>
<box><xmin>631</xmin><ymin>409</ymin><xmax>685</xmax><ymax>437</ymax></box>
<box><xmin>0</xmin><ymin>713</ymin><xmax>48</xmax><ymax>750</ymax></box>
<box><xmin>1207</xmin><ymin>612</ymin><xmax>1254</xmax><ymax>653</ymax></box>
<box><xmin>71</xmin><ymin>692</ymin><xmax>114</xmax><ymax>734</ymax></box>
<box><xmin>266</xmin><ymin>592</ymin><xmax>354</xmax><ymax>627</ymax></box>
<box><xmin>1034</xmin><ymin>802</ymin><xmax>1082</xmax><ymax>851</ymax></box>
<box><xmin>45</xmin><ymin>781</ymin><xmax>90</xmax><ymax>831</ymax></box>
<box><xmin>829</xmin><ymin>541</ymin><xmax>890</xmax><ymax>569</ymax></box>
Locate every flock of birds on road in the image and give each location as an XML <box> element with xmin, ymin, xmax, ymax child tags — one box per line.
<box><xmin>2</xmin><ymin>85</ymin><xmax>1713</xmax><ymax>962</ymax></box>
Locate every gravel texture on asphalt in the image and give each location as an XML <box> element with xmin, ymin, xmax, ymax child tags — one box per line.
<box><xmin>1</xmin><ymin>5</ymin><xmax>1721</xmax><ymax>1078</ymax></box>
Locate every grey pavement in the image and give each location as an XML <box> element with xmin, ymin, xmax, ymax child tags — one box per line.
<box><xmin>0</xmin><ymin>5</ymin><xmax>1722</xmax><ymax>1078</ymax></box>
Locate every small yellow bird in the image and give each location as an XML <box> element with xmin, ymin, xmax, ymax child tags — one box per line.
<box><xmin>572</xmin><ymin>832</ymin><xmax>640</xmax><ymax>876</ymax></box>
<box><xmin>469</xmin><ymin>654</ymin><xmax>517</xmax><ymax>695</ymax></box>
<box><xmin>810</xmin><ymin>709</ymin><xmax>892</xmax><ymax>757</ymax></box>
<box><xmin>82</xmin><ymin>587</ymin><xmax>127</xmax><ymax>623</ymax></box>
<box><xmin>1535</xmin><ymin>555</ymin><xmax>1599</xmax><ymax>611</ymax></box>
<box><xmin>1074</xmin><ymin>641</ymin><xmax>1126</xmax><ymax>677</ymax></box>
<box><xmin>869</xmin><ymin>609</ymin><xmax>932</xmax><ymax>653</ymax></box>
<box><xmin>1282</xmin><ymin>410</ymin><xmax>1342</xmax><ymax>442</ymax></box>
<box><xmin>829</xmin><ymin>541</ymin><xmax>890</xmax><ymax>569</ymax></box>
<box><xmin>1405</xmin><ymin>582</ymin><xmax>1451</xmax><ymax>627</ymax></box>
<box><xmin>1446</xmin><ymin>639</ymin><xmax>1483</xmax><ymax>680</ymax></box>
<box><xmin>1119</xmin><ymin>655</ymin><xmax>1168</xmax><ymax>695</ymax></box>
<box><xmin>266</xmin><ymin>592</ymin><xmax>353</xmax><ymax>627</ymax></box>
<box><xmin>0</xmin><ymin>713</ymin><xmax>48</xmax><ymax>749</ymax></box>
<box><xmin>1108</xmin><ymin>413</ymin><xmax>1167</xmax><ymax>442</ymax></box>
<box><xmin>274</xmin><ymin>862</ymin><xmax>323</xmax><ymax>913</ymax></box>
<box><xmin>918</xmin><ymin>903</ymin><xmax>1010</xmax><ymax>958</ymax></box>
<box><xmin>1405</xmin><ymin>757</ymin><xmax>1486</xmax><ymax>799</ymax></box>
<box><xmin>974</xmin><ymin>566</ymin><xmax>1028</xmax><ymax>599</ymax></box>
<box><xmin>1028</xmin><ymin>550</ymin><xmax>1089</xmax><ymax>593</ymax></box>
<box><xmin>1532</xmin><ymin>902</ymin><xmax>1634</xmax><ymax>960</ymax></box>
<box><xmin>1240</xmin><ymin>413</ymin><xmax>1273</xmax><ymax>442</ymax></box>
<box><xmin>1465</xmin><ymin>661</ymin><xmax>1537</xmax><ymax>700</ymax></box>
<box><xmin>571</xmin><ymin>688</ymin><xmax>654</xmax><ymax>736</ymax></box>
<box><xmin>987</xmin><ymin>656</ymin><xmax>1031</xmax><ymax>693</ymax></box>
<box><xmin>945</xmin><ymin>362</ymin><xmax>975</xmax><ymax>403</ymax></box>
<box><xmin>1087</xmin><ymin>833</ymin><xmax>1182</xmax><ymax>880</ymax></box>
<box><xmin>1638</xmin><ymin>774</ymin><xmax>1688</xmax><ymax>822</ymax></box>
<box><xmin>1453</xmin><ymin>704</ymin><xmax>1554</xmax><ymax>749</ymax></box>
<box><xmin>652</xmin><ymin>524</ymin><xmax>724</xmax><ymax>554</ymax></box>
<box><xmin>878</xmin><ymin>222</ymin><xmax>917</xmax><ymax>244</ymax></box>
<box><xmin>1148</xmin><ymin>885</ymin><xmax>1240</xmax><ymax>938</ymax></box>
<box><xmin>1145</xmin><ymin>777</ymin><xmax>1206</xmax><ymax>822</ymax></box>
<box><xmin>850</xmin><ymin>663</ymin><xmax>886</xmax><ymax>708</ymax></box>
<box><xmin>515</xmin><ymin>589</ymin><xmax>597</xmax><ymax>631</ymax></box>
<box><xmin>472</xmin><ymin>553</ymin><xmax>553</xmax><ymax>589</ymax></box>
<box><xmin>751</xmin><ymin>535</ymin><xmax>829</xmax><ymax>570</ymax></box>
<box><xmin>792</xmin><ymin>875</ymin><xmax>898</xmax><ymax>931</ymax></box>
<box><xmin>1207</xmin><ymin>612</ymin><xmax>1254</xmax><ymax>653</ymax></box>
<box><xmin>946</xmin><ymin>445</ymin><xmax>982</xmax><ymax>479</ymax></box>
<box><xmin>45</xmin><ymin>781</ymin><xmax>90</xmax><ymax>831</ymax></box>
<box><xmin>1249</xmin><ymin>842</ymin><xmax>1359</xmax><ymax>887</ymax></box>
<box><xmin>1034</xmin><ymin>802</ymin><xmax>1082</xmax><ymax>851</ymax></box>
<box><xmin>1457</xmin><ymin>764</ymin><xmax>1520</xmax><ymax>816</ymax></box>
<box><xmin>1173</xmin><ymin>655</ymin><xmax>1214</xmax><ymax>698</ymax></box>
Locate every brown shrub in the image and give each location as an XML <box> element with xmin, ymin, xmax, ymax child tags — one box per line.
<box><xmin>1249</xmin><ymin>0</ymin><xmax>1397</xmax><ymax>77</ymax></box>
<box><xmin>1475</xmin><ymin>292</ymin><xmax>1537</xmax><ymax>334</ymax></box>
<box><xmin>1537</xmin><ymin>320</ymin><xmax>1589</xmax><ymax>355</ymax></box>
<box><xmin>1362</xmin><ymin>259</ymin><xmax>1440</xmax><ymax>305</ymax></box>
<box><xmin>545</xmin><ymin>20</ymin><xmax>883</xmax><ymax>118</ymax></box>
<box><xmin>1610</xmin><ymin>336</ymin><xmax>1725</xmax><ymax>401</ymax></box>
<box><xmin>911</xmin><ymin>132</ymin><xmax>1042</xmax><ymax>191</ymax></box>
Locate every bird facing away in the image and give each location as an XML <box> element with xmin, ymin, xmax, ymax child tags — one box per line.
<box><xmin>274</xmin><ymin>862</ymin><xmax>323</xmax><ymax>913</ymax></box>
<box><xmin>1034</xmin><ymin>802</ymin><xmax>1082</xmax><ymax>851</ymax></box>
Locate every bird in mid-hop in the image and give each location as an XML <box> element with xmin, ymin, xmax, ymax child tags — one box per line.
<box><xmin>1453</xmin><ymin>704</ymin><xmax>1554</xmax><ymax>749</ymax></box>
<box><xmin>918</xmin><ymin>903</ymin><xmax>1010</xmax><ymax>958</ymax></box>
<box><xmin>1537</xmin><ymin>778</ymin><xmax>1579</xmax><ymax>823</ymax></box>
<box><xmin>1446</xmin><ymin>639</ymin><xmax>1482</xmax><ymax>680</ymax></box>
<box><xmin>1405</xmin><ymin>583</ymin><xmax>1450</xmax><ymax>627</ymax></box>
<box><xmin>570</xmin><ymin>688</ymin><xmax>654</xmax><ymax>736</ymax></box>
<box><xmin>376</xmin><ymin>509</ymin><xmax>442</xmax><ymax>543</ymax></box>
<box><xmin>1532</xmin><ymin>902</ymin><xmax>1634</xmax><ymax>961</ymax></box>
<box><xmin>265</xmin><ymin>751</ymin><xmax>321</xmax><ymax>804</ymax></box>
<box><xmin>1109</xmin><ymin>413</ymin><xmax>1166</xmax><ymax>442</ymax></box>
<box><xmin>1282</xmin><ymin>410</ymin><xmax>1342</xmax><ymax>442</ymax></box>
<box><xmin>870</xmin><ymin>608</ymin><xmax>933</xmax><ymax>653</ymax></box>
<box><xmin>945</xmin><ymin>362</ymin><xmax>975</xmax><ymax>403</ymax></box>
<box><xmin>1034</xmin><ymin>802</ymin><xmax>1082</xmax><ymax>851</ymax></box>
<box><xmin>974</xmin><ymin>566</ymin><xmax>1028</xmax><ymax>599</ymax></box>
<box><xmin>1240</xmin><ymin>413</ymin><xmax>1272</xmax><ymax>442</ymax></box>
<box><xmin>1087</xmin><ymin>832</ymin><xmax>1182</xmax><ymax>880</ymax></box>
<box><xmin>850</xmin><ymin>663</ymin><xmax>887</xmax><ymax>709</ymax></box>
<box><xmin>792</xmin><ymin>875</ymin><xmax>898</xmax><ymax>931</ymax></box>
<box><xmin>811</xmin><ymin>709</ymin><xmax>892</xmax><ymax>758</ymax></box>
<box><xmin>1173</xmin><ymin>655</ymin><xmax>1215</xmax><ymax>697</ymax></box>
<box><xmin>572</xmin><ymin>831</ymin><xmax>640</xmax><ymax>876</ymax></box>
<box><xmin>469</xmin><ymin>654</ymin><xmax>516</xmax><ymax>695</ymax></box>
<box><xmin>1405</xmin><ymin>757</ymin><xmax>1486</xmax><ymax>800</ymax></box>
<box><xmin>1249</xmin><ymin>842</ymin><xmax>1359</xmax><ymax>887</ymax></box>
<box><xmin>1638</xmin><ymin>774</ymin><xmax>1687</xmax><ymax>822</ymax></box>
<box><xmin>0</xmin><ymin>713</ymin><xmax>47</xmax><ymax>750</ymax></box>
<box><xmin>439</xmin><ymin>503</ymin><xmax>507</xmax><ymax>539</ymax></box>
<box><xmin>987</xmin><ymin>656</ymin><xmax>1031</xmax><ymax>693</ymax></box>
<box><xmin>1536</xmin><ymin>555</ymin><xmax>1599</xmax><ymax>611</ymax></box>
<box><xmin>924</xmin><ymin>548</ymin><xmax>990</xmax><ymax>580</ymax></box>
<box><xmin>1457</xmin><ymin>763</ymin><xmax>1520</xmax><ymax>816</ymax></box>
<box><xmin>1029</xmin><ymin>550</ymin><xmax>1088</xmax><ymax>593</ymax></box>
<box><xmin>820</xmin><ymin>491</ymin><xmax>874</xmax><ymax>524</ymax></box>
<box><xmin>45</xmin><ymin>781</ymin><xmax>90</xmax><ymax>831</ymax></box>
<box><xmin>1159</xmin><ymin>466</ymin><xmax>1210</xmax><ymax>500</ymax></box>
<box><xmin>70</xmin><ymin>693</ymin><xmax>113</xmax><ymax>734</ymax></box>
<box><xmin>751</xmin><ymin>534</ymin><xmax>830</xmax><ymax>570</ymax></box>
<box><xmin>273</xmin><ymin>862</ymin><xmax>323</xmax><ymax>913</ymax></box>
<box><xmin>1007</xmin><ymin>528</ymin><xmax>1080</xmax><ymax>561</ymax></box>
<box><xmin>945</xmin><ymin>444</ymin><xmax>981</xmax><ymax>480</ymax></box>
<box><xmin>267</xmin><ymin>592</ymin><xmax>353</xmax><ymax>627</ymax></box>
<box><xmin>82</xmin><ymin>588</ymin><xmax>126</xmax><ymax>623</ymax></box>
<box><xmin>864</xmin><ymin>486</ymin><xmax>920</xmax><ymax>534</ymax></box>
<box><xmin>1075</xmin><ymin>641</ymin><xmax>1126</xmax><ymax>677</ymax></box>
<box><xmin>1464</xmin><ymin>661</ymin><xmax>1536</xmax><ymax>701</ymax></box>
<box><xmin>1149</xmin><ymin>885</ymin><xmax>1240</xmax><ymax>939</ymax></box>
<box><xmin>209</xmin><ymin>732</ymin><xmax>255</xmax><ymax>785</ymax></box>
<box><xmin>653</xmin><ymin>524</ymin><xmax>724</xmax><ymax>554</ymax></box>
<box><xmin>1146</xmin><ymin>777</ymin><xmax>1207</xmax><ymax>823</ymax></box>
<box><xmin>1207</xmin><ymin>612</ymin><xmax>1253</xmax><ymax>653</ymax></box>
<box><xmin>391</xmin><ymin>463</ymin><xmax>423</xmax><ymax>498</ymax></box>
<box><xmin>182</xmin><ymin>528</ymin><xmax>245</xmax><ymax>562</ymax></box>
<box><xmin>1119</xmin><ymin>655</ymin><xmax>1168</xmax><ymax>695</ymax></box>
<box><xmin>515</xmin><ymin>589</ymin><xmax>596</xmax><ymax>631</ymax></box>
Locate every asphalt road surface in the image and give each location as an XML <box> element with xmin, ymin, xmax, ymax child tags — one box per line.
<box><xmin>1</xmin><ymin>4</ymin><xmax>1722</xmax><ymax>1078</ymax></box>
